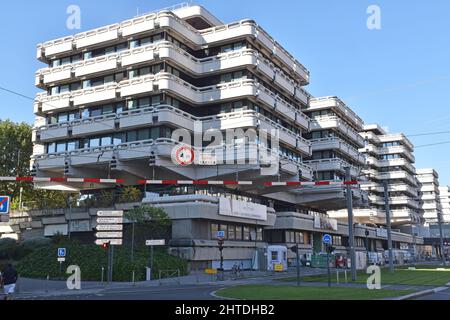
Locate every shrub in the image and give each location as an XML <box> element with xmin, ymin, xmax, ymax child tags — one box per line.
<box><xmin>118</xmin><ymin>187</ymin><xmax>142</xmax><ymax>203</ymax></box>
<box><xmin>16</xmin><ymin>243</ymin><xmax>187</xmax><ymax>281</ymax></box>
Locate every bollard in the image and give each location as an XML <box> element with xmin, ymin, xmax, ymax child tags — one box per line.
<box><xmin>344</xmin><ymin>270</ymin><xmax>348</xmax><ymax>283</ymax></box>
<box><xmin>336</xmin><ymin>270</ymin><xmax>339</xmax><ymax>285</ymax></box>
<box><xmin>178</xmin><ymin>269</ymin><xmax>181</xmax><ymax>285</ymax></box>
<box><xmin>101</xmin><ymin>267</ymin><xmax>104</xmax><ymax>285</ymax></box>
<box><xmin>46</xmin><ymin>275</ymin><xmax>49</xmax><ymax>293</ymax></box>
<box><xmin>132</xmin><ymin>270</ymin><xmax>135</xmax><ymax>287</ymax></box>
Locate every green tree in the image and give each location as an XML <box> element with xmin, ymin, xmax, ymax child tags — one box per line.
<box><xmin>125</xmin><ymin>205</ymin><xmax>172</xmax><ymax>242</ymax></box>
<box><xmin>0</xmin><ymin>120</ymin><xmax>71</xmax><ymax>210</ymax></box>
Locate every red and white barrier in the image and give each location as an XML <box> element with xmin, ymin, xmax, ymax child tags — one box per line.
<box><xmin>0</xmin><ymin>176</ymin><xmax>360</xmax><ymax>187</ymax></box>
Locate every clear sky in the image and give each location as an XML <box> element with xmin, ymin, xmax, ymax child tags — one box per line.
<box><xmin>1</xmin><ymin>0</ymin><xmax>449</xmax><ymax>184</ymax></box>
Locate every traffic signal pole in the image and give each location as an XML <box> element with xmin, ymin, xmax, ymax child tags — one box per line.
<box><xmin>345</xmin><ymin>167</ymin><xmax>357</xmax><ymax>281</ymax></box>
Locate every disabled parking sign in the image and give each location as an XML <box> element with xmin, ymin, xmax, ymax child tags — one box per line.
<box><xmin>0</xmin><ymin>196</ymin><xmax>10</xmax><ymax>214</ymax></box>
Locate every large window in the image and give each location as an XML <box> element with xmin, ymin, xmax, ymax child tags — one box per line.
<box><xmin>210</xmin><ymin>222</ymin><xmax>263</xmax><ymax>242</ymax></box>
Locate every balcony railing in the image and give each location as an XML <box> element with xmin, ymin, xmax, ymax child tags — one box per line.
<box><xmin>310</xmin><ymin>137</ymin><xmax>365</xmax><ymax>164</ymax></box>
<box><xmin>35</xmin><ymin>106</ymin><xmax>310</xmax><ymax>155</ymax></box>
<box><xmin>303</xmin><ymin>158</ymin><xmax>360</xmax><ymax>177</ymax></box>
<box><xmin>310</xmin><ymin>115</ymin><xmax>365</xmax><ymax>147</ymax></box>
<box><xmin>309</xmin><ymin>96</ymin><xmax>364</xmax><ymax>130</ymax></box>
<box><xmin>33</xmin><ymin>138</ymin><xmax>312</xmax><ymax>178</ymax></box>
<box><xmin>37</xmin><ymin>11</ymin><xmax>309</xmax><ymax>84</ymax></box>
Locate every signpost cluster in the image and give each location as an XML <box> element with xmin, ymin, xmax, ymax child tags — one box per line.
<box><xmin>95</xmin><ymin>211</ymin><xmax>124</xmax><ymax>283</ymax></box>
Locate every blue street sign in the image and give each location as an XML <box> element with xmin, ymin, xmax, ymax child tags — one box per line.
<box><xmin>57</xmin><ymin>248</ymin><xmax>66</xmax><ymax>258</ymax></box>
<box><xmin>0</xmin><ymin>196</ymin><xmax>10</xmax><ymax>214</ymax></box>
<box><xmin>216</xmin><ymin>231</ymin><xmax>225</xmax><ymax>239</ymax></box>
<box><xmin>322</xmin><ymin>234</ymin><xmax>332</xmax><ymax>245</ymax></box>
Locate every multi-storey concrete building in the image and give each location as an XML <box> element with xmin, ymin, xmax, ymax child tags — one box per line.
<box><xmin>24</xmin><ymin>4</ymin><xmax>421</xmax><ymax>268</ymax></box>
<box><xmin>330</xmin><ymin>124</ymin><xmax>421</xmax><ymax>226</ymax></box>
<box><xmin>303</xmin><ymin>96</ymin><xmax>366</xmax><ymax>182</ymax></box>
<box><xmin>417</xmin><ymin>168</ymin><xmax>442</xmax><ymax>226</ymax></box>
<box><xmin>439</xmin><ymin>186</ymin><xmax>450</xmax><ymax>223</ymax></box>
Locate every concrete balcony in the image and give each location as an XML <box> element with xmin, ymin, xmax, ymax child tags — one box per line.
<box><xmin>360</xmin><ymin>131</ymin><xmax>380</xmax><ymax>144</ymax></box>
<box><xmin>202</xmin><ymin>110</ymin><xmax>310</xmax><ymax>154</ymax></box>
<box><xmin>37</xmin><ymin>43</ymin><xmax>298</xmax><ymax>97</ymax></box>
<box><xmin>351</xmin><ymin>208</ymin><xmax>386</xmax><ymax>220</ymax></box>
<box><xmin>365</xmin><ymin>156</ymin><xmax>416</xmax><ymax>174</ymax></box>
<box><xmin>377</xmin><ymin>146</ymin><xmax>415</xmax><ymax>163</ymax></box>
<box><xmin>75</xmin><ymin>26</ymin><xmax>119</xmax><ymax>49</ymax></box>
<box><xmin>375</xmin><ymin>171</ymin><xmax>418</xmax><ymax>186</ymax></box>
<box><xmin>378</xmin><ymin>134</ymin><xmax>414</xmax><ymax>151</ymax></box>
<box><xmin>33</xmin><ymin>138</ymin><xmax>309</xmax><ymax>179</ymax></box>
<box><xmin>390</xmin><ymin>209</ymin><xmax>422</xmax><ymax>224</ymax></box>
<box><xmin>156</xmin><ymin>73</ymin><xmax>309</xmax><ymax>129</ymax></box>
<box><xmin>310</xmin><ymin>116</ymin><xmax>365</xmax><ymax>148</ymax></box>
<box><xmin>303</xmin><ymin>158</ymin><xmax>360</xmax><ymax>178</ymax></box>
<box><xmin>363</xmin><ymin>183</ymin><xmax>418</xmax><ymax>197</ymax></box>
<box><xmin>310</xmin><ymin>137</ymin><xmax>365</xmax><ymax>165</ymax></box>
<box><xmin>37</xmin><ymin>11</ymin><xmax>309</xmax><ymax>84</ymax></box>
<box><xmin>309</xmin><ymin>96</ymin><xmax>364</xmax><ymax>131</ymax></box>
<box><xmin>419</xmin><ymin>184</ymin><xmax>439</xmax><ymax>193</ymax></box>
<box><xmin>360</xmin><ymin>145</ymin><xmax>415</xmax><ymax>163</ymax></box>
<box><xmin>370</xmin><ymin>196</ymin><xmax>419</xmax><ymax>209</ymax></box>
<box><xmin>421</xmin><ymin>203</ymin><xmax>439</xmax><ymax>210</ymax></box>
<box><xmin>420</xmin><ymin>194</ymin><xmax>438</xmax><ymax>201</ymax></box>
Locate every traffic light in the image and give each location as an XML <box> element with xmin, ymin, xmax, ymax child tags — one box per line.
<box><xmin>218</xmin><ymin>239</ymin><xmax>224</xmax><ymax>251</ymax></box>
<box><xmin>110</xmin><ymin>156</ymin><xmax>117</xmax><ymax>171</ymax></box>
<box><xmin>102</xmin><ymin>242</ymin><xmax>110</xmax><ymax>249</ymax></box>
<box><xmin>64</xmin><ymin>160</ymin><xmax>70</xmax><ymax>176</ymax></box>
<box><xmin>291</xmin><ymin>245</ymin><xmax>298</xmax><ymax>253</ymax></box>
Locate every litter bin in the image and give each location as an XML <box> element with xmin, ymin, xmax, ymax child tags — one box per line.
<box><xmin>146</xmin><ymin>267</ymin><xmax>152</xmax><ymax>281</ymax></box>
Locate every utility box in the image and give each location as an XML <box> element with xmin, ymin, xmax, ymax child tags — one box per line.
<box><xmin>267</xmin><ymin>246</ymin><xmax>287</xmax><ymax>271</ymax></box>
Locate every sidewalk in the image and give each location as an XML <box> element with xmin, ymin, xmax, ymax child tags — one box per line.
<box><xmin>10</xmin><ymin>268</ymin><xmax>328</xmax><ymax>299</ymax></box>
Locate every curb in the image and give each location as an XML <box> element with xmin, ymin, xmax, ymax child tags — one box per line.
<box><xmin>393</xmin><ymin>287</ymin><xmax>448</xmax><ymax>300</ymax></box>
<box><xmin>210</xmin><ymin>286</ymin><xmax>241</xmax><ymax>301</ymax></box>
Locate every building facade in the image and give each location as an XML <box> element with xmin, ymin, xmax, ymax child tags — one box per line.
<box><xmin>20</xmin><ymin>4</ymin><xmax>422</xmax><ymax>268</ymax></box>
<box><xmin>417</xmin><ymin>168</ymin><xmax>443</xmax><ymax>226</ymax></box>
<box><xmin>439</xmin><ymin>186</ymin><xmax>450</xmax><ymax>223</ymax></box>
<box><xmin>330</xmin><ymin>124</ymin><xmax>421</xmax><ymax>226</ymax></box>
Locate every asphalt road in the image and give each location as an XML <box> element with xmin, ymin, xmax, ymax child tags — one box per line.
<box><xmin>416</xmin><ymin>288</ymin><xmax>450</xmax><ymax>300</ymax></box>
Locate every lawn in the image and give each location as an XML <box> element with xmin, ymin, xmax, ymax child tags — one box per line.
<box><xmin>217</xmin><ymin>285</ymin><xmax>414</xmax><ymax>300</ymax></box>
<box><xmin>279</xmin><ymin>266</ymin><xmax>450</xmax><ymax>286</ymax></box>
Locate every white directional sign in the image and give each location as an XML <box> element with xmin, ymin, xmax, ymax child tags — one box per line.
<box><xmin>96</xmin><ymin>217</ymin><xmax>124</xmax><ymax>224</ymax></box>
<box><xmin>57</xmin><ymin>257</ymin><xmax>66</xmax><ymax>262</ymax></box>
<box><xmin>97</xmin><ymin>211</ymin><xmax>124</xmax><ymax>217</ymax></box>
<box><xmin>95</xmin><ymin>239</ymin><xmax>123</xmax><ymax>246</ymax></box>
<box><xmin>95</xmin><ymin>232</ymin><xmax>123</xmax><ymax>239</ymax></box>
<box><xmin>146</xmin><ymin>239</ymin><xmax>166</xmax><ymax>246</ymax></box>
<box><xmin>95</xmin><ymin>210</ymin><xmax>124</xmax><ymax>246</ymax></box>
<box><xmin>96</xmin><ymin>224</ymin><xmax>123</xmax><ymax>231</ymax></box>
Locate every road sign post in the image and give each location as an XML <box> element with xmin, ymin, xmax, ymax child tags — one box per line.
<box><xmin>95</xmin><ymin>211</ymin><xmax>123</xmax><ymax>284</ymax></box>
<box><xmin>323</xmin><ymin>235</ymin><xmax>333</xmax><ymax>287</ymax></box>
<box><xmin>216</xmin><ymin>231</ymin><xmax>225</xmax><ymax>280</ymax></box>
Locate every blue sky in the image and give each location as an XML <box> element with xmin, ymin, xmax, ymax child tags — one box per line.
<box><xmin>1</xmin><ymin>0</ymin><xmax>450</xmax><ymax>184</ymax></box>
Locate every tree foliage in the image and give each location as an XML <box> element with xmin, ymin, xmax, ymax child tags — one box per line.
<box><xmin>125</xmin><ymin>205</ymin><xmax>172</xmax><ymax>240</ymax></box>
<box><xmin>0</xmin><ymin>120</ymin><xmax>71</xmax><ymax>210</ymax></box>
